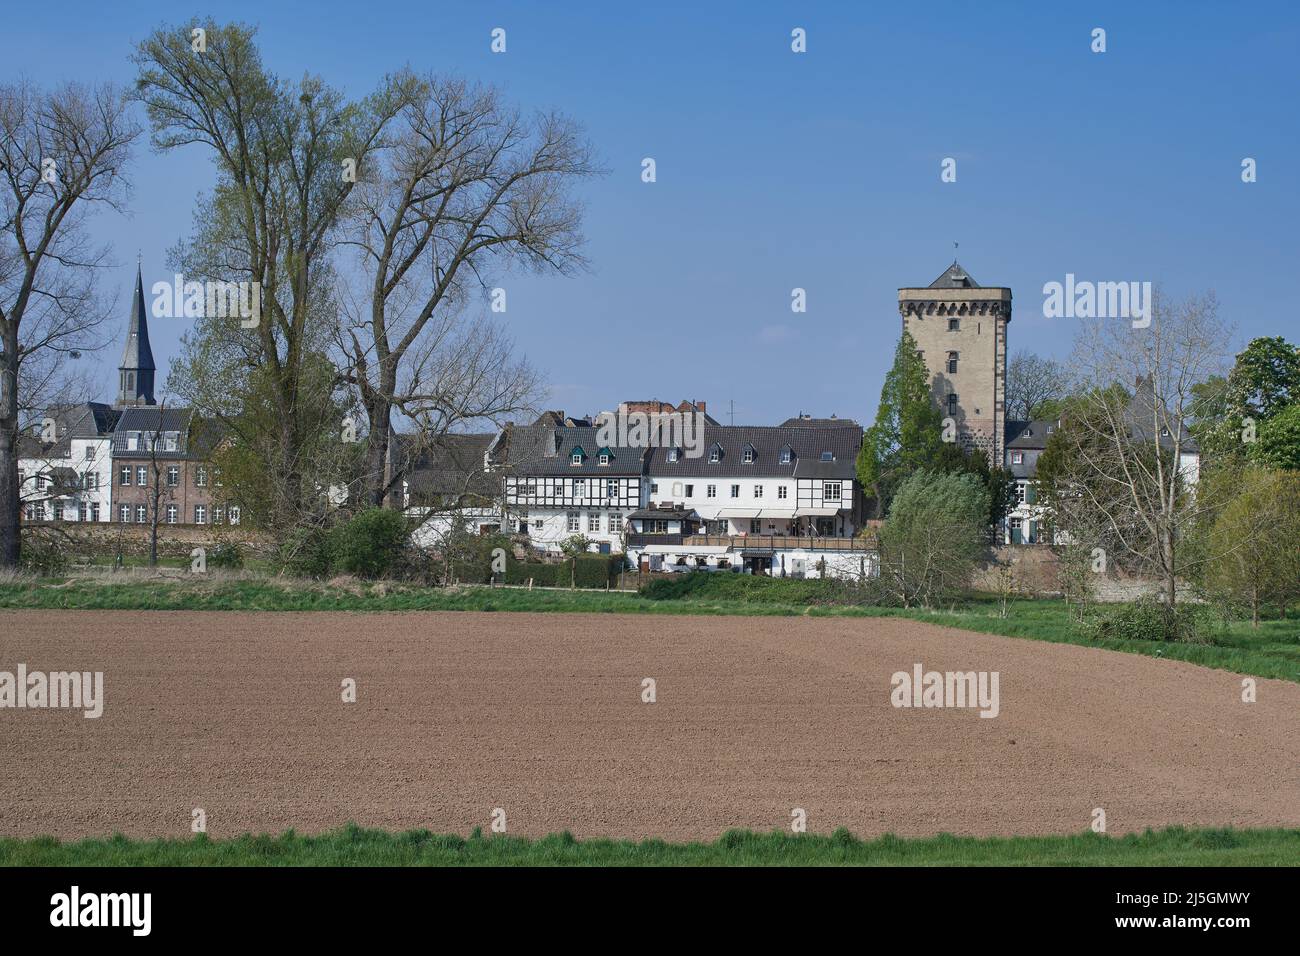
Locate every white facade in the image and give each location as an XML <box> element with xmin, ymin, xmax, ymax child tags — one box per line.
<box><xmin>18</xmin><ymin>434</ymin><xmax>114</xmax><ymax>523</ymax></box>
<box><xmin>503</xmin><ymin>474</ymin><xmax>639</xmax><ymax>553</ymax></box>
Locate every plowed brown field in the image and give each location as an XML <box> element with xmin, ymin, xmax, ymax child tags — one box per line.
<box><xmin>1</xmin><ymin>610</ymin><xmax>1296</xmax><ymax>841</ymax></box>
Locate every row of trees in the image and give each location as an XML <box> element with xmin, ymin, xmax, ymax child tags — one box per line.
<box><xmin>0</xmin><ymin>18</ymin><xmax>600</xmax><ymax>567</ymax></box>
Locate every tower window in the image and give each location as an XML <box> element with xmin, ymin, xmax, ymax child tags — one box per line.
<box><xmin>948</xmin><ymin>394</ymin><xmax>959</xmax><ymax>414</ymax></box>
<box><xmin>947</xmin><ymin>352</ymin><xmax>959</xmax><ymax>374</ymax></box>
<box><xmin>948</xmin><ymin>317</ymin><xmax>959</xmax><ymax>332</ymax></box>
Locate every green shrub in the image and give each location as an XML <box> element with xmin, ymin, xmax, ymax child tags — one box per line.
<box><xmin>503</xmin><ymin>555</ymin><xmax>620</xmax><ymax>589</ymax></box>
<box><xmin>278</xmin><ymin>525</ymin><xmax>333</xmax><ymax>579</ymax></box>
<box><xmin>1085</xmin><ymin>597</ymin><xmax>1217</xmax><ymax>644</ymax></box>
<box><xmin>207</xmin><ymin>542</ymin><xmax>245</xmax><ymax>570</ymax></box>
<box><xmin>328</xmin><ymin>508</ymin><xmax>410</xmax><ymax>579</ymax></box>
<box><xmin>20</xmin><ymin>536</ymin><xmax>69</xmax><ymax>576</ymax></box>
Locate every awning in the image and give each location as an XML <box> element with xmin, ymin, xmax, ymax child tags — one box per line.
<box><xmin>714</xmin><ymin>507</ymin><xmax>797</xmax><ymax>519</ymax></box>
<box><xmin>795</xmin><ymin>506</ymin><xmax>845</xmax><ymax>517</ymax></box>
<box><xmin>639</xmin><ymin>544</ymin><xmax>730</xmax><ymax>556</ymax></box>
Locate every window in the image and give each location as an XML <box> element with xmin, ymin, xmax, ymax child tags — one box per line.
<box><xmin>599</xmin><ymin>453</ymin><xmax>610</xmax><ymax>466</ymax></box>
<box><xmin>120</xmin><ymin>467</ymin><xmax>132</xmax><ymax>486</ymax></box>
<box><xmin>778</xmin><ymin>485</ymin><xmax>788</xmax><ymax>499</ymax></box>
<box><xmin>820</xmin><ymin>451</ymin><xmax>833</xmax><ymax>462</ymax></box>
<box><xmin>606</xmin><ymin>479</ymin><xmax>617</xmax><ymax>499</ymax></box>
<box><xmin>742</xmin><ymin>446</ymin><xmax>755</xmax><ymax>464</ymax></box>
<box><xmin>167</xmin><ymin>466</ymin><xmax>179</xmax><ymax>487</ymax></box>
<box><xmin>750</xmin><ymin>519</ymin><xmax>762</xmax><ymax>534</ymax></box>
<box><xmin>135</xmin><ymin>505</ymin><xmax>147</xmax><ymax>523</ymax></box>
<box><xmin>166</xmin><ymin>504</ymin><xmax>178</xmax><ymax>525</ymax></box>
<box><xmin>229</xmin><ymin>506</ymin><xmax>240</xmax><ymax>526</ymax></box>
<box><xmin>165</xmin><ymin>434</ymin><xmax>178</xmax><ymax>452</ymax></box>
<box><xmin>1012</xmin><ymin>451</ymin><xmax>1023</xmax><ymax>465</ymax></box>
<box><xmin>706</xmin><ymin>484</ymin><xmax>716</xmax><ymax>498</ymax></box>
<box><xmin>84</xmin><ymin>446</ymin><xmax>94</xmax><ymax>460</ymax></box>
<box><xmin>567</xmin><ymin>512</ymin><xmax>580</xmax><ymax>533</ymax></box>
<box><xmin>609</xmin><ymin>512</ymin><xmax>623</xmax><ymax>533</ymax></box>
<box><xmin>196</xmin><ymin>466</ymin><xmax>208</xmax><ymax>487</ymax></box>
<box><xmin>947</xmin><ymin>394</ymin><xmax>958</xmax><ymax>415</ymax></box>
<box><xmin>90</xmin><ymin>503</ymin><xmax>100</xmax><ymax>522</ymax></box>
<box><xmin>667</xmin><ymin>448</ymin><xmax>679</xmax><ymax>463</ymax></box>
<box><xmin>575</xmin><ymin>478</ymin><xmax>586</xmax><ymax>497</ymax></box>
<box><xmin>213</xmin><ymin>467</ymin><xmax>223</xmax><ymax>487</ymax></box>
<box><xmin>1015</xmin><ymin>483</ymin><xmax>1027</xmax><ymax>505</ymax></box>
<box><xmin>194</xmin><ymin>505</ymin><xmax>206</xmax><ymax>525</ymax></box>
<box><xmin>671</xmin><ymin>482</ymin><xmax>683</xmax><ymax>497</ymax></box>
<box><xmin>534</xmin><ymin>519</ymin><xmax>543</xmax><ymax>530</ymax></box>
<box><xmin>709</xmin><ymin>445</ymin><xmax>721</xmax><ymax>463</ymax></box>
<box><xmin>753</xmin><ymin>485</ymin><xmax>763</xmax><ymax>498</ymax></box>
<box><xmin>570</xmin><ymin>452</ymin><xmax>583</xmax><ymax>466</ymax></box>
<box><xmin>948</xmin><ymin>317</ymin><xmax>960</xmax><ymax>331</ymax></box>
<box><xmin>684</xmin><ymin>484</ymin><xmax>694</xmax><ymax>497</ymax></box>
<box><xmin>730</xmin><ymin>484</ymin><xmax>740</xmax><ymax>498</ymax></box>
<box><xmin>213</xmin><ymin>506</ymin><xmax>225</xmax><ymax>525</ymax></box>
<box><xmin>52</xmin><ymin>500</ymin><xmax>63</xmax><ymax>521</ymax></box>
<box><xmin>779</xmin><ymin>446</ymin><xmax>792</xmax><ymax>464</ymax></box>
<box><xmin>647</xmin><ymin>519</ymin><xmax>669</xmax><ymax>534</ymax></box>
<box><xmin>136</xmin><ymin>466</ymin><xmax>147</xmax><ymax>486</ymax></box>
<box><xmin>119</xmin><ymin>505</ymin><xmax>130</xmax><ymax>523</ymax></box>
<box><xmin>707</xmin><ymin>518</ymin><xmax>728</xmax><ymax>534</ymax></box>
<box><xmin>947</xmin><ymin>351</ymin><xmax>959</xmax><ymax>374</ymax></box>
<box><xmin>587</xmin><ymin>513</ymin><xmax>600</xmax><ymax>533</ymax></box>
<box><xmin>823</xmin><ymin>481</ymin><xmax>842</xmax><ymax>501</ymax></box>
<box><xmin>650</xmin><ymin>482</ymin><xmax>658</xmax><ymax>495</ymax></box>
<box><xmin>79</xmin><ymin>502</ymin><xmax>88</xmax><ymax>522</ymax></box>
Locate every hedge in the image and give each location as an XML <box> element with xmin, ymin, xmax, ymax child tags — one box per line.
<box><xmin>503</xmin><ymin>555</ymin><xmax>622</xmax><ymax>589</ymax></box>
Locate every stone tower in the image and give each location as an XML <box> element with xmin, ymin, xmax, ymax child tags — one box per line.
<box><xmin>898</xmin><ymin>262</ymin><xmax>1011</xmax><ymax>467</ymax></box>
<box><xmin>116</xmin><ymin>265</ymin><xmax>157</xmax><ymax>407</ymax></box>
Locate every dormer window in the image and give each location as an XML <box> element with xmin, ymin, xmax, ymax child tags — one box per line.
<box><xmin>709</xmin><ymin>444</ymin><xmax>723</xmax><ymax>463</ymax></box>
<box><xmin>742</xmin><ymin>445</ymin><xmax>755</xmax><ymax>464</ymax></box>
<box><xmin>820</xmin><ymin>451</ymin><xmax>833</xmax><ymax>462</ymax></box>
<box><xmin>597</xmin><ymin>447</ymin><xmax>613</xmax><ymax>466</ymax></box>
<box><xmin>569</xmin><ymin>447</ymin><xmax>585</xmax><ymax>466</ymax></box>
<box><xmin>599</xmin><ymin>453</ymin><xmax>609</xmax><ymax>466</ymax></box>
<box><xmin>667</xmin><ymin>448</ymin><xmax>679</xmax><ymax>463</ymax></box>
<box><xmin>779</xmin><ymin>445</ymin><xmax>793</xmax><ymax>464</ymax></box>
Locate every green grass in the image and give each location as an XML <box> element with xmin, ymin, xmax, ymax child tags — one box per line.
<box><xmin>1</xmin><ymin>577</ymin><xmax>1296</xmax><ymax>682</ymax></box>
<box><xmin>2</xmin><ymin>824</ymin><xmax>1296</xmax><ymax>867</ymax></box>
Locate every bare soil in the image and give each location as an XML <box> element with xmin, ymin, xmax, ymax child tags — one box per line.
<box><xmin>1</xmin><ymin>610</ymin><xmax>1296</xmax><ymax>841</ymax></box>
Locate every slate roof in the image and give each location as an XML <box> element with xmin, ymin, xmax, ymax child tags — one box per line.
<box><xmin>647</xmin><ymin>424</ymin><xmax>862</xmax><ymax>479</ymax></box>
<box><xmin>927</xmin><ymin>261</ymin><xmax>979</xmax><ymax>289</ymax></box>
<box><xmin>120</xmin><ymin>267</ymin><xmax>156</xmax><ymax>374</ymax></box>
<box><xmin>16</xmin><ymin>403</ymin><xmax>119</xmax><ymax>458</ymax></box>
<box><xmin>111</xmin><ymin>406</ymin><xmax>196</xmax><ymax>459</ymax></box>
<box><xmin>493</xmin><ymin>424</ymin><xmax>648</xmax><ymax>477</ymax></box>
<box><xmin>1126</xmin><ymin>376</ymin><xmax>1200</xmax><ymax>453</ymax></box>
<box><xmin>779</xmin><ymin>415</ymin><xmax>859</xmax><ymax>428</ymax></box>
<box><xmin>400</xmin><ymin>433</ymin><xmax>499</xmax><ymax>503</ymax></box>
<box><xmin>1005</xmin><ymin>419</ymin><xmax>1058</xmax><ymax>450</ymax></box>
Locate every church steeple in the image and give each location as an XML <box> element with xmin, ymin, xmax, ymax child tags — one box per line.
<box><xmin>116</xmin><ymin>265</ymin><xmax>156</xmax><ymax>407</ymax></box>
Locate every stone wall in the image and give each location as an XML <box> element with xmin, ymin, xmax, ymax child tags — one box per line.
<box><xmin>24</xmin><ymin>522</ymin><xmax>276</xmax><ymax>559</ymax></box>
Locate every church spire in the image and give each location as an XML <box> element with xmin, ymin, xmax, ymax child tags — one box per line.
<box><xmin>116</xmin><ymin>264</ymin><xmax>156</xmax><ymax>407</ymax></box>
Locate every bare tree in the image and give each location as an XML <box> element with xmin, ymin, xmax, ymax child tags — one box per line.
<box><xmin>337</xmin><ymin>75</ymin><xmax>596</xmax><ymax>507</ymax></box>
<box><xmin>1051</xmin><ymin>290</ymin><xmax>1232</xmax><ymax>616</ymax></box>
<box><xmin>0</xmin><ymin>79</ymin><xmax>139</xmax><ymax>567</ymax></box>
<box><xmin>1006</xmin><ymin>350</ymin><xmax>1068</xmax><ymax>421</ymax></box>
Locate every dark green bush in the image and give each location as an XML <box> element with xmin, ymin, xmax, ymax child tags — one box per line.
<box><xmin>207</xmin><ymin>541</ymin><xmax>245</xmax><ymax>570</ymax></box>
<box><xmin>1085</xmin><ymin>597</ymin><xmax>1217</xmax><ymax>644</ymax></box>
<box><xmin>278</xmin><ymin>525</ymin><xmax>334</xmax><ymax>579</ymax></box>
<box><xmin>328</xmin><ymin>508</ymin><xmax>410</xmax><ymax>579</ymax></box>
<box><xmin>20</xmin><ymin>535</ymin><xmax>69</xmax><ymax>576</ymax></box>
<box><xmin>503</xmin><ymin>555</ymin><xmax>620</xmax><ymax>589</ymax></box>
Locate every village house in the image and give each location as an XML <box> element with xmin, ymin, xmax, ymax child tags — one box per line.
<box><xmin>16</xmin><ymin>402</ymin><xmax>119</xmax><ymax>523</ymax></box>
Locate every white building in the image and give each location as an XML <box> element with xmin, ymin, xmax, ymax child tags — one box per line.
<box><xmin>17</xmin><ymin>403</ymin><xmax>119</xmax><ymax>523</ymax></box>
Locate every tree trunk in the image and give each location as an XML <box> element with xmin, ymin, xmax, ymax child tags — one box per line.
<box><xmin>0</xmin><ymin>338</ymin><xmax>20</xmax><ymax>568</ymax></box>
<box><xmin>362</xmin><ymin>393</ymin><xmax>393</xmax><ymax>509</ymax></box>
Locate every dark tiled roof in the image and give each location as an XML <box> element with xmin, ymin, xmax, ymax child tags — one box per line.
<box><xmin>1005</xmin><ymin>419</ymin><xmax>1059</xmax><ymax>450</ymax></box>
<box><xmin>779</xmin><ymin>416</ymin><xmax>859</xmax><ymax>428</ymax></box>
<box><xmin>401</xmin><ymin>433</ymin><xmax>499</xmax><ymax>502</ymax></box>
<box><xmin>647</xmin><ymin>424</ymin><xmax>861</xmax><ymax>479</ymax></box>
<box><xmin>927</xmin><ymin>262</ymin><xmax>979</xmax><ymax>289</ymax></box>
<box><xmin>111</xmin><ymin>407</ymin><xmax>196</xmax><ymax>459</ymax></box>
<box><xmin>495</xmin><ymin>424</ymin><xmax>648</xmax><ymax>477</ymax></box>
<box><xmin>16</xmin><ymin>403</ymin><xmax>119</xmax><ymax>458</ymax></box>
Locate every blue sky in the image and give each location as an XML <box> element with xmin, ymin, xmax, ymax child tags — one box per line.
<box><xmin>6</xmin><ymin>1</ymin><xmax>1297</xmax><ymax>425</ymax></box>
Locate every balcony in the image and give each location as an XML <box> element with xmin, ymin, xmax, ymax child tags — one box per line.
<box><xmin>628</xmin><ymin>533</ymin><xmax>874</xmax><ymax>552</ymax></box>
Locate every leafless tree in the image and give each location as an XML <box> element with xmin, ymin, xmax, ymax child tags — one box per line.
<box><xmin>1006</xmin><ymin>350</ymin><xmax>1068</xmax><ymax>421</ymax></box>
<box><xmin>0</xmin><ymin>79</ymin><xmax>139</xmax><ymax>567</ymax></box>
<box><xmin>1058</xmin><ymin>290</ymin><xmax>1233</xmax><ymax>613</ymax></box>
<box><xmin>337</xmin><ymin>75</ymin><xmax>597</xmax><ymax>507</ymax></box>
